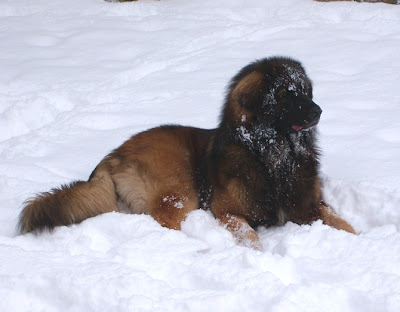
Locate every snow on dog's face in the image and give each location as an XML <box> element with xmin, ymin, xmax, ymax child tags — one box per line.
<box><xmin>225</xmin><ymin>57</ymin><xmax>322</xmax><ymax>135</ymax></box>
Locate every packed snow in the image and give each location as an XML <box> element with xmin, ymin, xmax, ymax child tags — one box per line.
<box><xmin>1</xmin><ymin>0</ymin><xmax>400</xmax><ymax>311</ymax></box>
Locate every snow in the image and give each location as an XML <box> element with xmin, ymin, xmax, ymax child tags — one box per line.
<box><xmin>0</xmin><ymin>0</ymin><xmax>400</xmax><ymax>311</ymax></box>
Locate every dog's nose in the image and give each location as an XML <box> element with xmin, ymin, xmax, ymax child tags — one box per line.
<box><xmin>309</xmin><ymin>105</ymin><xmax>322</xmax><ymax>120</ymax></box>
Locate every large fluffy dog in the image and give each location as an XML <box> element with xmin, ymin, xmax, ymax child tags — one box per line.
<box><xmin>19</xmin><ymin>57</ymin><xmax>355</xmax><ymax>249</ymax></box>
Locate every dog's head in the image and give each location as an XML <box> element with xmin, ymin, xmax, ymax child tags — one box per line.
<box><xmin>223</xmin><ymin>57</ymin><xmax>322</xmax><ymax>134</ymax></box>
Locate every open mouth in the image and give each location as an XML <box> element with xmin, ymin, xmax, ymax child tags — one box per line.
<box><xmin>291</xmin><ymin>119</ymin><xmax>320</xmax><ymax>132</ymax></box>
<box><xmin>289</xmin><ymin>103</ymin><xmax>322</xmax><ymax>132</ymax></box>
<box><xmin>291</xmin><ymin>124</ymin><xmax>304</xmax><ymax>131</ymax></box>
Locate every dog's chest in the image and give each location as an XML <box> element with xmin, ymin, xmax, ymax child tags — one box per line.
<box><xmin>244</xmin><ymin>138</ymin><xmax>318</xmax><ymax>226</ymax></box>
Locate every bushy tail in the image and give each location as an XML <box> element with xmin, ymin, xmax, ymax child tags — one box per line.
<box><xmin>18</xmin><ymin>164</ymin><xmax>117</xmax><ymax>234</ymax></box>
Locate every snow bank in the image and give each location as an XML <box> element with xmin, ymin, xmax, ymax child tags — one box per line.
<box><xmin>0</xmin><ymin>0</ymin><xmax>399</xmax><ymax>311</ymax></box>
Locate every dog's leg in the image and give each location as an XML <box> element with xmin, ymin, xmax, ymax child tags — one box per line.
<box><xmin>210</xmin><ymin>178</ymin><xmax>262</xmax><ymax>250</ymax></box>
<box><xmin>217</xmin><ymin>213</ymin><xmax>262</xmax><ymax>250</ymax></box>
<box><xmin>319</xmin><ymin>202</ymin><xmax>356</xmax><ymax>234</ymax></box>
<box><xmin>151</xmin><ymin>193</ymin><xmax>198</xmax><ymax>231</ymax></box>
<box><xmin>113</xmin><ymin>163</ymin><xmax>198</xmax><ymax>231</ymax></box>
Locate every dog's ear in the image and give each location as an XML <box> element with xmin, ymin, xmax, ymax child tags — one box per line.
<box><xmin>226</xmin><ymin>72</ymin><xmax>264</xmax><ymax>124</ymax></box>
<box><xmin>230</xmin><ymin>71</ymin><xmax>263</xmax><ymax>109</ymax></box>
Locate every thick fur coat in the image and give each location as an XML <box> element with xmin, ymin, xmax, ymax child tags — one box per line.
<box><xmin>19</xmin><ymin>57</ymin><xmax>355</xmax><ymax>249</ymax></box>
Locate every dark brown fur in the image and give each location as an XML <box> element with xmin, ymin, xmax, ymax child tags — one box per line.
<box><xmin>19</xmin><ymin>57</ymin><xmax>355</xmax><ymax>248</ymax></box>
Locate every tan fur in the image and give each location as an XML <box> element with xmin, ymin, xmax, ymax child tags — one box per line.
<box><xmin>209</xmin><ymin>177</ymin><xmax>263</xmax><ymax>249</ymax></box>
<box><xmin>19</xmin><ymin>164</ymin><xmax>117</xmax><ymax>234</ymax></box>
<box><xmin>319</xmin><ymin>202</ymin><xmax>356</xmax><ymax>234</ymax></box>
<box><xmin>107</xmin><ymin>127</ymin><xmax>199</xmax><ymax>229</ymax></box>
<box><xmin>231</xmin><ymin>71</ymin><xmax>263</xmax><ymax>100</ymax></box>
<box><xmin>19</xmin><ymin>126</ymin><xmax>201</xmax><ymax>234</ymax></box>
<box><xmin>152</xmin><ymin>194</ymin><xmax>197</xmax><ymax>230</ymax></box>
<box><xmin>229</xmin><ymin>71</ymin><xmax>263</xmax><ymax>123</ymax></box>
<box><xmin>219</xmin><ymin>214</ymin><xmax>262</xmax><ymax>250</ymax></box>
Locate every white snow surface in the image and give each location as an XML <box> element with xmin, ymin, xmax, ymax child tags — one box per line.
<box><xmin>1</xmin><ymin>0</ymin><xmax>400</xmax><ymax>311</ymax></box>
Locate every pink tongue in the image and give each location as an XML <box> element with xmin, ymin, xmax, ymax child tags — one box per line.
<box><xmin>291</xmin><ymin>125</ymin><xmax>303</xmax><ymax>131</ymax></box>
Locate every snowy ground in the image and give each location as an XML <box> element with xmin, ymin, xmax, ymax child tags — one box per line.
<box><xmin>1</xmin><ymin>0</ymin><xmax>400</xmax><ymax>311</ymax></box>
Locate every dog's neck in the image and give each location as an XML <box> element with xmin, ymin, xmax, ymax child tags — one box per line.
<box><xmin>232</xmin><ymin>123</ymin><xmax>319</xmax><ymax>165</ymax></box>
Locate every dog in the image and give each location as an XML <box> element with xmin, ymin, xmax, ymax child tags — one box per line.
<box><xmin>18</xmin><ymin>56</ymin><xmax>355</xmax><ymax>249</ymax></box>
